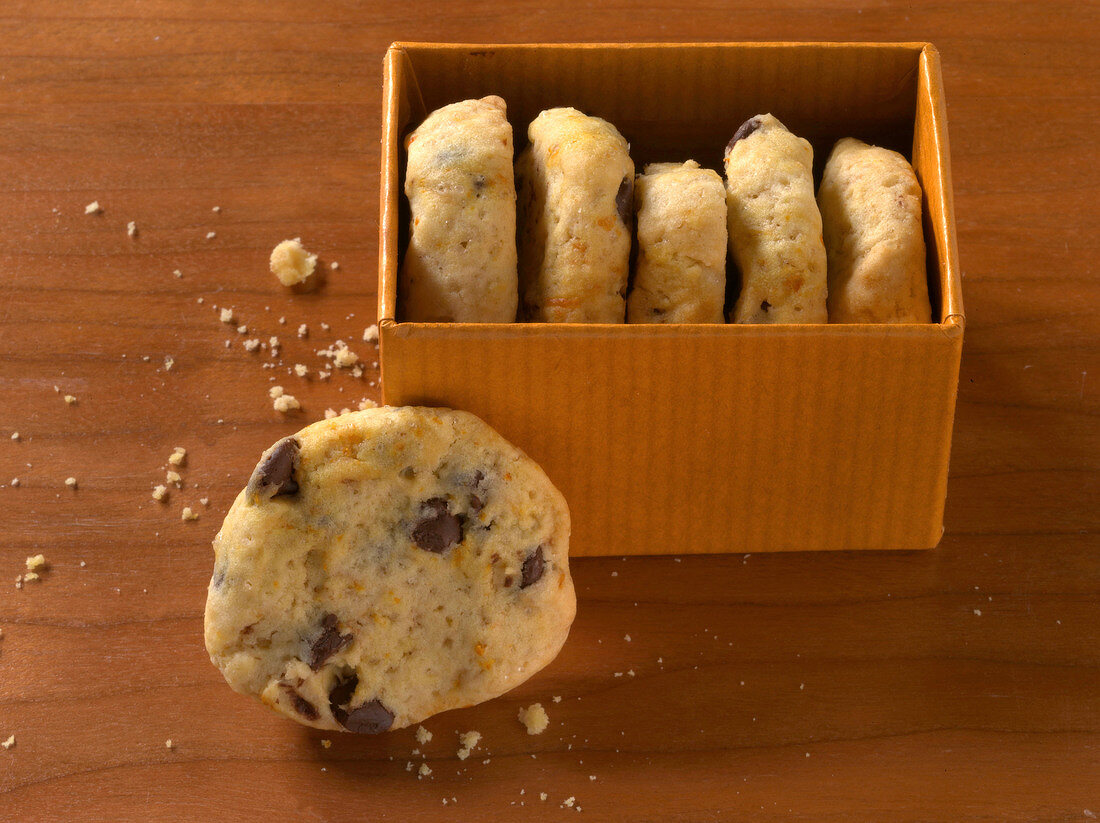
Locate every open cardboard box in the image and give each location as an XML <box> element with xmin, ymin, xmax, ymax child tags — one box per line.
<box><xmin>378</xmin><ymin>42</ymin><xmax>964</xmax><ymax>555</ymax></box>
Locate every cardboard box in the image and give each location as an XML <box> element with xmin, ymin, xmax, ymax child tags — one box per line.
<box><xmin>378</xmin><ymin>42</ymin><xmax>964</xmax><ymax>555</ymax></box>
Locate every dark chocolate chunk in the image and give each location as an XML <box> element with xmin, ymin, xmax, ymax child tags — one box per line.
<box><xmin>473</xmin><ymin>173</ymin><xmax>486</xmax><ymax>195</ymax></box>
<box><xmin>328</xmin><ymin>671</ymin><xmax>359</xmax><ymax>712</ymax></box>
<box><xmin>411</xmin><ymin>498</ymin><xmax>463</xmax><ymax>553</ymax></box>
<box><xmin>282</xmin><ymin>685</ymin><xmax>319</xmax><ymax>721</ymax></box>
<box><xmin>761</xmin><ymin>300</ymin><xmax>772</xmax><ymax>312</ymax></box>
<box><xmin>247</xmin><ymin>437</ymin><xmax>300</xmax><ymax>501</ymax></box>
<box><xmin>469</xmin><ymin>470</ymin><xmax>485</xmax><ymax>488</ymax></box>
<box><xmin>468</xmin><ymin>494</ymin><xmax>484</xmax><ymax>512</ymax></box>
<box><xmin>337</xmin><ymin>699</ymin><xmax>394</xmax><ymax>735</ymax></box>
<box><xmin>308</xmin><ymin>613</ymin><xmax>353</xmax><ymax>670</ymax></box>
<box><xmin>503</xmin><ymin>575</ymin><xmax>514</xmax><ymax>588</ymax></box>
<box><xmin>726</xmin><ymin>116</ymin><xmax>762</xmax><ymax>154</ymax></box>
<box><xmin>616</xmin><ymin>176</ymin><xmax>634</xmax><ymax>226</ymax></box>
<box><xmin>520</xmin><ymin>546</ymin><xmax>545</xmax><ymax>589</ymax></box>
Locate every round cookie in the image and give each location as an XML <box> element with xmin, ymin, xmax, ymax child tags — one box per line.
<box><xmin>204</xmin><ymin>407</ymin><xmax>574</xmax><ymax>733</ymax></box>
<box><xmin>401</xmin><ymin>96</ymin><xmax>518</xmax><ymax>323</ymax></box>
<box><xmin>723</xmin><ymin>113</ymin><xmax>828</xmax><ymax>324</ymax></box>
<box><xmin>515</xmin><ymin>107</ymin><xmax>634</xmax><ymax>323</ymax></box>
<box><xmin>817</xmin><ymin>137</ymin><xmax>932</xmax><ymax>324</ymax></box>
<box><xmin>627</xmin><ymin>161</ymin><xmax>728</xmax><ymax>324</ymax></box>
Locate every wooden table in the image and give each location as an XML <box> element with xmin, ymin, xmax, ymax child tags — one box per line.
<box><xmin>1</xmin><ymin>2</ymin><xmax>1096</xmax><ymax>820</ymax></box>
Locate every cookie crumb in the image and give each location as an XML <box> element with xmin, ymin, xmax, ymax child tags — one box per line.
<box><xmin>2</xmin><ymin>735</ymin><xmax>14</xmax><ymax>749</ymax></box>
<box><xmin>84</xmin><ymin>201</ymin><xmax>102</xmax><ymax>215</ymax></box>
<box><xmin>298</xmin><ymin>324</ymin><xmax>309</xmax><ymax>338</ymax></box>
<box><xmin>152</xmin><ymin>484</ymin><xmax>168</xmax><ymax>502</ymax></box>
<box><xmin>973</xmin><ymin>609</ymin><xmax>982</xmax><ymax>616</ymax></box>
<box><xmin>320</xmin><ymin>322</ymin><xmax>331</xmax><ymax>332</ymax></box>
<box><xmin>330</xmin><ymin>261</ymin><xmax>339</xmax><ymax>270</ymax></box>
<box><xmin>270</xmin><ymin>238</ymin><xmax>317</xmax><ymax>286</ymax></box>
<box><xmin>200</xmin><ymin>497</ymin><xmax>209</xmax><ymax>506</ymax></box>
<box><xmin>22</xmin><ymin>572</ymin><xmax>39</xmax><ymax>583</ymax></box>
<box><xmin>357</xmin><ymin>399</ymin><xmax>377</xmax><ymax>411</ymax></box>
<box><xmin>167</xmin><ymin>470</ymin><xmax>183</xmax><ymax>486</ymax></box>
<box><xmin>168</xmin><ymin>448</ymin><xmax>186</xmax><ymax>466</ymax></box>
<box><xmin>269</xmin><ymin>385</ymin><xmax>285</xmax><ymax>399</ymax></box>
<box><xmin>181</xmin><ymin>507</ymin><xmax>199</xmax><ymax>521</ymax></box>
<box><xmin>273</xmin><ymin>394</ymin><xmax>300</xmax><ymax>413</ymax></box>
<box><xmin>552</xmin><ymin>696</ymin><xmax>562</xmax><ymax>703</ymax></box>
<box><xmin>173</xmin><ymin>269</ymin><xmax>183</xmax><ymax>278</ymax></box>
<box><xmin>236</xmin><ymin>324</ymin><xmax>248</xmax><ymax>335</ymax></box>
<box><xmin>243</xmin><ymin>338</ymin><xmax>261</xmax><ymax>352</ymax></box>
<box><xmin>163</xmin><ymin>356</ymin><xmax>175</xmax><ymax>371</ymax></box>
<box><xmin>219</xmin><ymin>308</ymin><xmax>235</xmax><ymax>324</ymax></box>
<box><xmin>10</xmin><ymin>433</ymin><xmax>18</xmax><ymax>441</ymax></box>
<box><xmin>324</xmin><ymin>408</ymin><xmax>338</xmax><ymax>419</ymax></box>
<box><xmin>415</xmin><ymin>726</ymin><xmax>433</xmax><ymax>746</ymax></box>
<box><xmin>293</xmin><ymin>364</ymin><xmax>309</xmax><ymax>377</ymax></box>
<box><xmin>212</xmin><ymin>206</ymin><xmax>221</xmax><ymax>213</ymax></box>
<box><xmin>11</xmin><ymin>478</ymin><xmax>20</xmax><ymax>487</ymax></box>
<box><xmin>363</xmin><ymin>324</ymin><xmax>379</xmax><ymax>344</ymax></box>
<box><xmin>25</xmin><ymin>555</ymin><xmax>47</xmax><ymax>572</ymax></box>
<box><xmin>624</xmin><ymin>633</ymin><xmax>631</xmax><ymax>642</ymax></box>
<box><xmin>65</xmin><ymin>476</ymin><xmax>78</xmax><ymax>489</ymax></box>
<box><xmin>165</xmin><ymin>739</ymin><xmax>175</xmax><ymax>749</ymax></box>
<box><xmin>518</xmin><ymin>703</ymin><xmax>549</xmax><ymax>735</ymax></box>
<box><xmin>563</xmin><ymin>797</ymin><xmax>575</xmax><ymax>808</ymax></box>
<box><xmin>126</xmin><ymin>220</ymin><xmax>138</xmax><ymax>238</ymax></box>
<box><xmin>64</xmin><ymin>394</ymin><xmax>77</xmax><ymax>405</ymax></box>
<box><xmin>206</xmin><ymin>231</ymin><xmax>216</xmax><ymax>240</ymax></box>
<box><xmin>456</xmin><ymin>730</ymin><xmax>481</xmax><ymax>760</ymax></box>
<box><xmin>333</xmin><ymin>346</ymin><xmax>359</xmax><ymax>369</ymax></box>
<box><xmin>418</xmin><ymin>763</ymin><xmax>432</xmax><ymax>778</ymax></box>
<box><xmin>321</xmin><ymin>739</ymin><xmax>332</xmax><ymax>749</ymax></box>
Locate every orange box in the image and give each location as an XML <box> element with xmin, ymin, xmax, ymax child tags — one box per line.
<box><xmin>378</xmin><ymin>42</ymin><xmax>964</xmax><ymax>555</ymax></box>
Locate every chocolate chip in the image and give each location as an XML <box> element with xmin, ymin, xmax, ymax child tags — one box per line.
<box><xmin>726</xmin><ymin>116</ymin><xmax>762</xmax><ymax>154</ymax></box>
<box><xmin>469</xmin><ymin>470</ymin><xmax>485</xmax><ymax>488</ymax></box>
<box><xmin>503</xmin><ymin>575</ymin><xmax>514</xmax><ymax>587</ymax></box>
<box><xmin>328</xmin><ymin>671</ymin><xmax>359</xmax><ymax>711</ymax></box>
<box><xmin>520</xmin><ymin>546</ymin><xmax>545</xmax><ymax>589</ymax></box>
<box><xmin>411</xmin><ymin>498</ymin><xmax>462</xmax><ymax>553</ymax></box>
<box><xmin>337</xmin><ymin>699</ymin><xmax>394</xmax><ymax>734</ymax></box>
<box><xmin>615</xmin><ymin>176</ymin><xmax>633</xmax><ymax>226</ymax></box>
<box><xmin>247</xmin><ymin>437</ymin><xmax>300</xmax><ymax>501</ymax></box>
<box><xmin>473</xmin><ymin>173</ymin><xmax>486</xmax><ymax>195</ymax></box>
<box><xmin>399</xmin><ymin>466</ymin><xmax>416</xmax><ymax>480</ymax></box>
<box><xmin>308</xmin><ymin>613</ymin><xmax>353</xmax><ymax>670</ymax></box>
<box><xmin>761</xmin><ymin>300</ymin><xmax>772</xmax><ymax>312</ymax></box>
<box><xmin>282</xmin><ymin>685</ymin><xmax>319</xmax><ymax>721</ymax></box>
<box><xmin>469</xmin><ymin>494</ymin><xmax>484</xmax><ymax>512</ymax></box>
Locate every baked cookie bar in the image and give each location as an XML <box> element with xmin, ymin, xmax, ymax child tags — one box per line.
<box><xmin>817</xmin><ymin>137</ymin><xmax>933</xmax><ymax>323</ymax></box>
<box><xmin>516</xmin><ymin>107</ymin><xmax>634</xmax><ymax>322</ymax></box>
<box><xmin>723</xmin><ymin>114</ymin><xmax>828</xmax><ymax>323</ymax></box>
<box><xmin>627</xmin><ymin>161</ymin><xmax>727</xmax><ymax>324</ymax></box>
<box><xmin>401</xmin><ymin>96</ymin><xmax>518</xmax><ymax>322</ymax></box>
<box><xmin>204</xmin><ymin>407</ymin><xmax>574</xmax><ymax>733</ymax></box>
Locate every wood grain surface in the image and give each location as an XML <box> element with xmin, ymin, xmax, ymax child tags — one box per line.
<box><xmin>1</xmin><ymin>2</ymin><xmax>1097</xmax><ymax>821</ymax></box>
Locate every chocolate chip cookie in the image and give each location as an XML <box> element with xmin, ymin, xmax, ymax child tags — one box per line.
<box><xmin>723</xmin><ymin>114</ymin><xmax>828</xmax><ymax>323</ymax></box>
<box><xmin>627</xmin><ymin>161</ymin><xmax>727</xmax><ymax>324</ymax></box>
<box><xmin>516</xmin><ymin>107</ymin><xmax>634</xmax><ymax>322</ymax></box>
<box><xmin>204</xmin><ymin>407</ymin><xmax>574</xmax><ymax>733</ymax></box>
<box><xmin>818</xmin><ymin>137</ymin><xmax>932</xmax><ymax>323</ymax></box>
<box><xmin>401</xmin><ymin>96</ymin><xmax>519</xmax><ymax>322</ymax></box>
